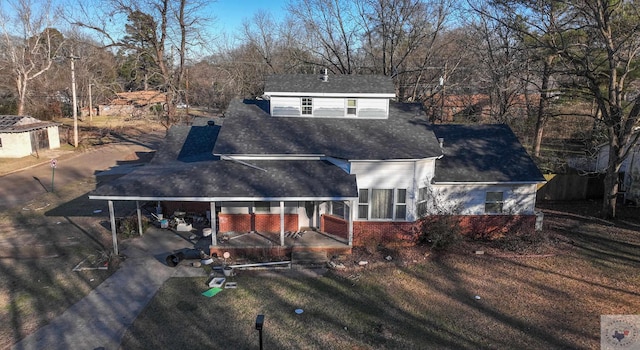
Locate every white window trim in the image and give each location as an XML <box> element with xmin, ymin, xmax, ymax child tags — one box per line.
<box><xmin>301</xmin><ymin>97</ymin><xmax>313</xmax><ymax>115</ymax></box>
<box><xmin>485</xmin><ymin>191</ymin><xmax>504</xmax><ymax>214</ymax></box>
<box><xmin>346</xmin><ymin>98</ymin><xmax>357</xmax><ymax>116</ymax></box>
<box><xmin>357</xmin><ymin>188</ymin><xmax>408</xmax><ymax>221</ymax></box>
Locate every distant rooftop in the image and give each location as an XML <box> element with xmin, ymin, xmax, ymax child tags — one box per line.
<box><xmin>0</xmin><ymin>115</ymin><xmax>58</xmax><ymax>133</ymax></box>
<box><xmin>111</xmin><ymin>91</ymin><xmax>166</xmax><ymax>106</ymax></box>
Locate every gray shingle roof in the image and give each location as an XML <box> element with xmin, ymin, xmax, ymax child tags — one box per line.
<box><xmin>150</xmin><ymin>118</ymin><xmax>221</xmax><ymax>165</ymax></box>
<box><xmin>214</xmin><ymin>99</ymin><xmax>443</xmax><ymax>160</ymax></box>
<box><xmin>90</xmin><ymin>159</ymin><xmax>357</xmax><ymax>200</ymax></box>
<box><xmin>0</xmin><ymin>115</ymin><xmax>58</xmax><ymax>133</ymax></box>
<box><xmin>432</xmin><ymin>124</ymin><xmax>545</xmax><ymax>183</ymax></box>
<box><xmin>264</xmin><ymin>74</ymin><xmax>396</xmax><ymax>95</ymax></box>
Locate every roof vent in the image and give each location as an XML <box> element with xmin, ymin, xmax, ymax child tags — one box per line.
<box><xmin>322</xmin><ymin>68</ymin><xmax>328</xmax><ymax>82</ymax></box>
<box><xmin>438</xmin><ymin>138</ymin><xmax>444</xmax><ymax>148</ymax></box>
<box><xmin>207</xmin><ymin>120</ymin><xmax>215</xmax><ymax>127</ymax></box>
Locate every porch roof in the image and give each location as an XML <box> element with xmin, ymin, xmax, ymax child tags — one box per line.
<box><xmin>89</xmin><ymin>159</ymin><xmax>358</xmax><ymax>201</ymax></box>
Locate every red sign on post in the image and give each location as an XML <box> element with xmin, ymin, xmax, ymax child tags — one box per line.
<box><xmin>50</xmin><ymin>159</ymin><xmax>57</xmax><ymax>168</ymax></box>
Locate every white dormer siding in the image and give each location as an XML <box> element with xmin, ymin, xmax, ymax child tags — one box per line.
<box><xmin>270</xmin><ymin>96</ymin><xmax>390</xmax><ymax>118</ymax></box>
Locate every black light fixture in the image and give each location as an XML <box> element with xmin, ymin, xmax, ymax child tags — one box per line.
<box><xmin>255</xmin><ymin>314</ymin><xmax>265</xmax><ymax>350</ymax></box>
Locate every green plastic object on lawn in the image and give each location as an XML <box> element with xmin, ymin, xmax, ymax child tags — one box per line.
<box><xmin>202</xmin><ymin>287</ymin><xmax>223</xmax><ymax>297</ymax></box>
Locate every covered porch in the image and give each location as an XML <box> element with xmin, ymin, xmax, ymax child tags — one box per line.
<box><xmin>199</xmin><ymin>228</ymin><xmax>352</xmax><ymax>259</ymax></box>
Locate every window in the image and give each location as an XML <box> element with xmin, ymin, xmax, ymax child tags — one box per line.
<box><xmin>347</xmin><ymin>99</ymin><xmax>357</xmax><ymax>115</ymax></box>
<box><xmin>358</xmin><ymin>189</ymin><xmax>368</xmax><ymax>219</ymax></box>
<box><xmin>371</xmin><ymin>189</ymin><xmax>393</xmax><ymax>219</ymax></box>
<box><xmin>485</xmin><ymin>192</ymin><xmax>504</xmax><ymax>214</ymax></box>
<box><xmin>301</xmin><ymin>97</ymin><xmax>313</xmax><ymax>115</ymax></box>
<box><xmin>329</xmin><ymin>201</ymin><xmax>345</xmax><ymax>218</ymax></box>
<box><xmin>358</xmin><ymin>188</ymin><xmax>407</xmax><ymax>220</ymax></box>
<box><xmin>255</xmin><ymin>201</ymin><xmax>271</xmax><ymax>213</ymax></box>
<box><xmin>395</xmin><ymin>189</ymin><xmax>407</xmax><ymax>220</ymax></box>
<box><xmin>417</xmin><ymin>187</ymin><xmax>429</xmax><ymax>217</ymax></box>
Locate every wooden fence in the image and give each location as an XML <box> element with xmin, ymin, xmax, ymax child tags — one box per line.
<box><xmin>536</xmin><ymin>173</ymin><xmax>604</xmax><ymax>202</ymax></box>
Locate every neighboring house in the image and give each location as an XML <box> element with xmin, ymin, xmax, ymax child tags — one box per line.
<box><xmin>99</xmin><ymin>90</ymin><xmax>166</xmax><ymax>117</ymax></box>
<box><xmin>430</xmin><ymin>93</ymin><xmax>537</xmax><ymax>123</ymax></box>
<box><xmin>89</xmin><ymin>73</ymin><xmax>545</xmax><ymax>255</ymax></box>
<box><xmin>591</xmin><ymin>137</ymin><xmax>640</xmax><ymax>204</ymax></box>
<box><xmin>0</xmin><ymin>115</ymin><xmax>60</xmax><ymax>158</ymax></box>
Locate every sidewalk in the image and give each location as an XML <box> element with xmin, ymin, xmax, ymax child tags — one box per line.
<box><xmin>12</xmin><ymin>229</ymin><xmax>206</xmax><ymax>350</ymax></box>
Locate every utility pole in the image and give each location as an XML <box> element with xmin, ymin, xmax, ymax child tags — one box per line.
<box><xmin>70</xmin><ymin>54</ymin><xmax>80</xmax><ymax>147</ymax></box>
<box><xmin>88</xmin><ymin>83</ymin><xmax>93</xmax><ymax>122</ymax></box>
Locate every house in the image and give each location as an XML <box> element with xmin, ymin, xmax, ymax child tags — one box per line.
<box><xmin>0</xmin><ymin>115</ymin><xmax>60</xmax><ymax>158</ymax></box>
<box><xmin>89</xmin><ymin>73</ymin><xmax>545</xmax><ymax>256</ymax></box>
<box><xmin>99</xmin><ymin>90</ymin><xmax>166</xmax><ymax>117</ymax></box>
<box><xmin>590</xmin><ymin>136</ymin><xmax>640</xmax><ymax>204</ymax></box>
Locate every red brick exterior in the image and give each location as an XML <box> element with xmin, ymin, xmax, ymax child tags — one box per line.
<box><xmin>318</xmin><ymin>214</ymin><xmax>537</xmax><ymax>246</ymax></box>
<box><xmin>320</xmin><ymin>215</ymin><xmax>349</xmax><ymax>240</ymax></box>
<box><xmin>218</xmin><ymin>214</ymin><xmax>298</xmax><ymax>233</ymax></box>
<box><xmin>353</xmin><ymin>221</ymin><xmax>416</xmax><ymax>246</ymax></box>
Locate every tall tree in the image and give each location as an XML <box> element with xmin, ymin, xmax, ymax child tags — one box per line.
<box><xmin>287</xmin><ymin>0</ymin><xmax>359</xmax><ymax>73</ymax></box>
<box><xmin>72</xmin><ymin>0</ymin><xmax>210</xmax><ymax>128</ymax></box>
<box><xmin>486</xmin><ymin>0</ymin><xmax>640</xmax><ymax>218</ymax></box>
<box><xmin>0</xmin><ymin>0</ymin><xmax>64</xmax><ymax>115</ymax></box>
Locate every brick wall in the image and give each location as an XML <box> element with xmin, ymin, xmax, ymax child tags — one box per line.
<box><xmin>353</xmin><ymin>221</ymin><xmax>416</xmax><ymax>246</ymax></box>
<box><xmin>219</xmin><ymin>214</ymin><xmax>298</xmax><ymax>233</ymax></box>
<box><xmin>320</xmin><ymin>215</ymin><xmax>348</xmax><ymax>240</ymax></box>
<box><xmin>351</xmin><ymin>215</ymin><xmax>537</xmax><ymax>247</ymax></box>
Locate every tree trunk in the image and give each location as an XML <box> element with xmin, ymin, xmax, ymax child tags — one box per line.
<box><xmin>16</xmin><ymin>75</ymin><xmax>26</xmax><ymax>115</ymax></box>
<box><xmin>602</xmin><ymin>167</ymin><xmax>618</xmax><ymax>219</ymax></box>
<box><xmin>533</xmin><ymin>56</ymin><xmax>554</xmax><ymax>157</ymax></box>
<box><xmin>602</xmin><ymin>129</ymin><xmax>623</xmax><ymax>218</ymax></box>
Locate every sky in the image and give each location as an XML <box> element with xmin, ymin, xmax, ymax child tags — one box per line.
<box><xmin>208</xmin><ymin>0</ymin><xmax>288</xmax><ymax>37</ymax></box>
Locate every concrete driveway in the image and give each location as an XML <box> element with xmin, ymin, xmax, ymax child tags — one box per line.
<box><xmin>0</xmin><ymin>132</ymin><xmax>163</xmax><ymax>212</ymax></box>
<box><xmin>12</xmin><ymin>228</ymin><xmax>207</xmax><ymax>350</ymax></box>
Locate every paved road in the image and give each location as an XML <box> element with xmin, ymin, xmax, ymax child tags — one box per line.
<box><xmin>0</xmin><ymin>133</ymin><xmax>164</xmax><ymax>212</ymax></box>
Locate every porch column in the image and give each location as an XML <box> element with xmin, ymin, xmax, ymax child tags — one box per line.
<box><xmin>210</xmin><ymin>201</ymin><xmax>217</xmax><ymax>247</ymax></box>
<box><xmin>108</xmin><ymin>200</ymin><xmax>119</xmax><ymax>255</ymax></box>
<box><xmin>136</xmin><ymin>200</ymin><xmax>143</xmax><ymax>236</ymax></box>
<box><xmin>348</xmin><ymin>200</ymin><xmax>354</xmax><ymax>247</ymax></box>
<box><xmin>280</xmin><ymin>201</ymin><xmax>285</xmax><ymax>246</ymax></box>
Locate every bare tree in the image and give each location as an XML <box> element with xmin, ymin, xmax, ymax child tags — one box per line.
<box><xmin>487</xmin><ymin>0</ymin><xmax>640</xmax><ymax>218</ymax></box>
<box><xmin>286</xmin><ymin>0</ymin><xmax>359</xmax><ymax>73</ymax></box>
<box><xmin>0</xmin><ymin>0</ymin><xmax>65</xmax><ymax>115</ymax></box>
<box><xmin>71</xmin><ymin>0</ymin><xmax>211</xmax><ymax>128</ymax></box>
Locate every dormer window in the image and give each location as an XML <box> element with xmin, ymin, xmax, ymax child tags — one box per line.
<box><xmin>347</xmin><ymin>99</ymin><xmax>357</xmax><ymax>116</ymax></box>
<box><xmin>301</xmin><ymin>97</ymin><xmax>313</xmax><ymax>115</ymax></box>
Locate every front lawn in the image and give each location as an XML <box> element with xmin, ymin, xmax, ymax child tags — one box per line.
<box><xmin>121</xmin><ymin>203</ymin><xmax>640</xmax><ymax>349</ymax></box>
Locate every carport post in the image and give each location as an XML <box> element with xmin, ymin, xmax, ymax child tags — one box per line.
<box><xmin>136</xmin><ymin>201</ymin><xmax>143</xmax><ymax>236</ymax></box>
<box><xmin>280</xmin><ymin>201</ymin><xmax>285</xmax><ymax>246</ymax></box>
<box><xmin>210</xmin><ymin>202</ymin><xmax>217</xmax><ymax>247</ymax></box>
<box><xmin>348</xmin><ymin>200</ymin><xmax>354</xmax><ymax>247</ymax></box>
<box><xmin>108</xmin><ymin>200</ymin><xmax>119</xmax><ymax>255</ymax></box>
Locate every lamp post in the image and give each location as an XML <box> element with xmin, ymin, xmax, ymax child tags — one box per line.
<box><xmin>255</xmin><ymin>314</ymin><xmax>264</xmax><ymax>350</ymax></box>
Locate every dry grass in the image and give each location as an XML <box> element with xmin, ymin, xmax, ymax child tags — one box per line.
<box><xmin>121</xmin><ymin>202</ymin><xmax>640</xmax><ymax>350</ymax></box>
<box><xmin>0</xmin><ymin>177</ymin><xmax>123</xmax><ymax>348</ymax></box>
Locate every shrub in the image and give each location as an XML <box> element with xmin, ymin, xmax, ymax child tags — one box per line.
<box><xmin>117</xmin><ymin>215</ymin><xmax>151</xmax><ymax>238</ymax></box>
<box><xmin>363</xmin><ymin>234</ymin><xmax>383</xmax><ymax>255</ymax></box>
<box><xmin>415</xmin><ymin>215</ymin><xmax>462</xmax><ymax>251</ymax></box>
